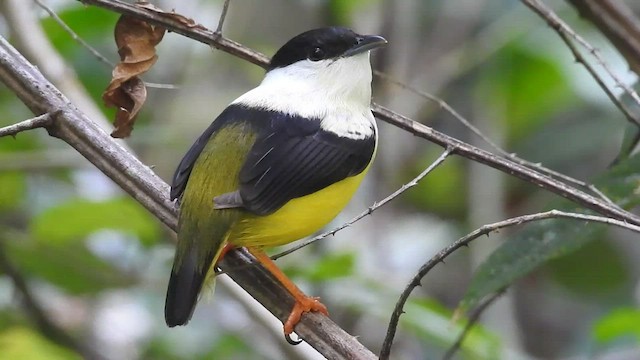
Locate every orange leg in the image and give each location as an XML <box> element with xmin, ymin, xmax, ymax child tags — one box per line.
<box><xmin>248</xmin><ymin>248</ymin><xmax>329</xmax><ymax>335</ymax></box>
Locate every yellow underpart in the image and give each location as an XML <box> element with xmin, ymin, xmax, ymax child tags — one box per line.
<box><xmin>228</xmin><ymin>167</ymin><xmax>369</xmax><ymax>248</ymax></box>
<box><xmin>178</xmin><ymin>122</ymin><xmax>375</xmax><ymax>275</ymax></box>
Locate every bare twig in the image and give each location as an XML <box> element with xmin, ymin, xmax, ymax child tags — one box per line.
<box><xmin>379</xmin><ymin>209</ymin><xmax>640</xmax><ymax>359</ymax></box>
<box><xmin>442</xmin><ymin>290</ymin><xmax>505</xmax><ymax>360</ymax></box>
<box><xmin>0</xmin><ymin>240</ymin><xmax>106</xmax><ymax>360</ymax></box>
<box><xmin>77</xmin><ymin>0</ymin><xmax>640</xmax><ymax>227</ymax></box>
<box><xmin>32</xmin><ymin>0</ymin><xmax>176</xmax><ymax>90</ymax></box>
<box><xmin>374</xmin><ymin>70</ymin><xmax>616</xmax><ymax>205</ymax></box>
<box><xmin>33</xmin><ymin>0</ymin><xmax>115</xmax><ymax>67</ymax></box>
<box><xmin>215</xmin><ymin>0</ymin><xmax>231</xmax><ymax>34</ymax></box>
<box><xmin>375</xmin><ymin>70</ymin><xmax>505</xmax><ymax>154</ymax></box>
<box><xmin>0</xmin><ymin>113</ymin><xmax>53</xmax><ymax>137</ymax></box>
<box><xmin>372</xmin><ymin>104</ymin><xmax>640</xmax><ymax>224</ymax></box>
<box><xmin>272</xmin><ymin>147</ymin><xmax>453</xmax><ymax>260</ymax></box>
<box><xmin>521</xmin><ymin>0</ymin><xmax>640</xmax><ymax>127</ymax></box>
<box><xmin>566</xmin><ymin>0</ymin><xmax>640</xmax><ymax>76</ymax></box>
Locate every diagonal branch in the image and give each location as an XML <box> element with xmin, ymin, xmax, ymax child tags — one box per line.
<box><xmin>566</xmin><ymin>0</ymin><xmax>640</xmax><ymax>76</ymax></box>
<box><xmin>521</xmin><ymin>0</ymin><xmax>640</xmax><ymax>127</ymax></box>
<box><xmin>0</xmin><ymin>35</ymin><xmax>376</xmax><ymax>360</ymax></box>
<box><xmin>78</xmin><ymin>0</ymin><xmax>640</xmax><ymax>226</ymax></box>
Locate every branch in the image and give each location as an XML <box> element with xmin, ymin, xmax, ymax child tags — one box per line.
<box><xmin>0</xmin><ymin>35</ymin><xmax>375</xmax><ymax>360</ymax></box>
<box><xmin>78</xmin><ymin>0</ymin><xmax>640</xmax><ymax>227</ymax></box>
<box><xmin>0</xmin><ymin>113</ymin><xmax>53</xmax><ymax>137</ymax></box>
<box><xmin>567</xmin><ymin>0</ymin><xmax>640</xmax><ymax>76</ymax></box>
<box><xmin>521</xmin><ymin>0</ymin><xmax>640</xmax><ymax>127</ymax></box>
<box><xmin>215</xmin><ymin>0</ymin><xmax>231</xmax><ymax>34</ymax></box>
<box><xmin>378</xmin><ymin>209</ymin><xmax>640</xmax><ymax>359</ymax></box>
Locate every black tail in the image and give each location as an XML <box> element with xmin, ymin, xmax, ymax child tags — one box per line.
<box><xmin>164</xmin><ymin>248</ymin><xmax>209</xmax><ymax>327</ymax></box>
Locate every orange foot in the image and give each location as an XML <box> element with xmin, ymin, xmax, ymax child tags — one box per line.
<box><xmin>284</xmin><ymin>296</ymin><xmax>329</xmax><ymax>335</ymax></box>
<box><xmin>246</xmin><ymin>248</ymin><xmax>331</xmax><ymax>336</ymax></box>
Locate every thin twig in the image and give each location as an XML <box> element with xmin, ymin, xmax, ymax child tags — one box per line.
<box><xmin>33</xmin><ymin>0</ymin><xmax>115</xmax><ymax>67</ymax></box>
<box><xmin>0</xmin><ymin>113</ymin><xmax>53</xmax><ymax>137</ymax></box>
<box><xmin>144</xmin><ymin>81</ymin><xmax>180</xmax><ymax>89</ymax></box>
<box><xmin>73</xmin><ymin>0</ymin><xmax>640</xmax><ymax>223</ymax></box>
<box><xmin>442</xmin><ymin>290</ymin><xmax>505</xmax><ymax>360</ymax></box>
<box><xmin>33</xmin><ymin>0</ymin><xmax>176</xmax><ymax>90</ymax></box>
<box><xmin>374</xmin><ymin>70</ymin><xmax>616</xmax><ymax>204</ymax></box>
<box><xmin>521</xmin><ymin>0</ymin><xmax>640</xmax><ymax>127</ymax></box>
<box><xmin>272</xmin><ymin>147</ymin><xmax>453</xmax><ymax>261</ymax></box>
<box><xmin>379</xmin><ymin>209</ymin><xmax>640</xmax><ymax>359</ymax></box>
<box><xmin>566</xmin><ymin>0</ymin><xmax>640</xmax><ymax>75</ymax></box>
<box><xmin>74</xmin><ymin>0</ymin><xmax>639</xmax><ymax>224</ymax></box>
<box><xmin>375</xmin><ymin>70</ymin><xmax>505</xmax><ymax>155</ymax></box>
<box><xmin>215</xmin><ymin>0</ymin><xmax>231</xmax><ymax>34</ymax></box>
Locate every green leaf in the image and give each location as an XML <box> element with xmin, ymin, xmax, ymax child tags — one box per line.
<box><xmin>461</xmin><ymin>152</ymin><xmax>640</xmax><ymax>311</ymax></box>
<box><xmin>547</xmin><ymin>239</ymin><xmax>628</xmax><ymax>296</ymax></box>
<box><xmin>5</xmin><ymin>240</ymin><xmax>135</xmax><ymax>294</ymax></box>
<box><xmin>30</xmin><ymin>198</ymin><xmax>159</xmax><ymax>246</ymax></box>
<box><xmin>404</xmin><ymin>153</ymin><xmax>466</xmax><ymax>217</ymax></box>
<box><xmin>613</xmin><ymin>122</ymin><xmax>640</xmax><ymax>164</ymax></box>
<box><xmin>328</xmin><ymin>0</ymin><xmax>371</xmax><ymax>24</ymax></box>
<box><xmin>41</xmin><ymin>5</ymin><xmax>119</xmax><ymax>58</ymax></box>
<box><xmin>200</xmin><ymin>333</ymin><xmax>257</xmax><ymax>360</ymax></box>
<box><xmin>0</xmin><ymin>172</ymin><xmax>26</xmax><ymax>211</ymax></box>
<box><xmin>613</xmin><ymin>80</ymin><xmax>640</xmax><ymax>163</ymax></box>
<box><xmin>478</xmin><ymin>44</ymin><xmax>574</xmax><ymax>143</ymax></box>
<box><xmin>593</xmin><ymin>307</ymin><xmax>640</xmax><ymax>344</ymax></box>
<box><xmin>461</xmin><ymin>218</ymin><xmax>604</xmax><ymax>311</ymax></box>
<box><xmin>0</xmin><ymin>327</ymin><xmax>81</xmax><ymax>360</ymax></box>
<box><xmin>40</xmin><ymin>5</ymin><xmax>116</xmax><ymax>115</ymax></box>
<box><xmin>302</xmin><ymin>252</ymin><xmax>356</xmax><ymax>282</ymax></box>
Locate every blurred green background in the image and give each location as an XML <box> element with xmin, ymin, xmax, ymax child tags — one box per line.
<box><xmin>1</xmin><ymin>0</ymin><xmax>640</xmax><ymax>359</ymax></box>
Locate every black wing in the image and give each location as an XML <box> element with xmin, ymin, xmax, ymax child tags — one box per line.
<box><xmin>171</xmin><ymin>105</ymin><xmax>376</xmax><ymax>215</ymax></box>
<box><xmin>238</xmin><ymin>108</ymin><xmax>376</xmax><ymax>215</ymax></box>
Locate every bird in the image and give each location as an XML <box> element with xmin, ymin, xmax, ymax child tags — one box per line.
<box><xmin>165</xmin><ymin>26</ymin><xmax>387</xmax><ymax>335</ymax></box>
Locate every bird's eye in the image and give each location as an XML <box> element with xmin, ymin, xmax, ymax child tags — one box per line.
<box><xmin>309</xmin><ymin>47</ymin><xmax>325</xmax><ymax>61</ymax></box>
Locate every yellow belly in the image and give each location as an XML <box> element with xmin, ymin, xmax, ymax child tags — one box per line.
<box><xmin>227</xmin><ymin>169</ymin><xmax>369</xmax><ymax>248</ymax></box>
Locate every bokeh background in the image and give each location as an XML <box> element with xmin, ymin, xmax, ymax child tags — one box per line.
<box><xmin>1</xmin><ymin>0</ymin><xmax>640</xmax><ymax>359</ymax></box>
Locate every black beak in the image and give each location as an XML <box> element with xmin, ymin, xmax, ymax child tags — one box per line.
<box><xmin>343</xmin><ymin>34</ymin><xmax>387</xmax><ymax>57</ymax></box>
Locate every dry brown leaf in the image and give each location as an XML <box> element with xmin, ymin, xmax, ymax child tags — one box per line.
<box><xmin>137</xmin><ymin>2</ymin><xmax>209</xmax><ymax>31</ymax></box>
<box><xmin>102</xmin><ymin>15</ymin><xmax>165</xmax><ymax>138</ymax></box>
<box><xmin>109</xmin><ymin>78</ymin><xmax>147</xmax><ymax>138</ymax></box>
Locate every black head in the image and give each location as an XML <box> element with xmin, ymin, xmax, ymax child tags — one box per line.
<box><xmin>268</xmin><ymin>27</ymin><xmax>387</xmax><ymax>71</ymax></box>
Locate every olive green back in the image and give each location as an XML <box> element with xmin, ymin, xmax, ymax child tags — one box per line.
<box><xmin>175</xmin><ymin>122</ymin><xmax>256</xmax><ymax>272</ymax></box>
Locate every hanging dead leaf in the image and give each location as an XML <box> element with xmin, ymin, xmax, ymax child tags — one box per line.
<box><xmin>102</xmin><ymin>15</ymin><xmax>165</xmax><ymax>138</ymax></box>
<box><xmin>108</xmin><ymin>78</ymin><xmax>147</xmax><ymax>138</ymax></box>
